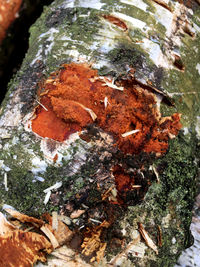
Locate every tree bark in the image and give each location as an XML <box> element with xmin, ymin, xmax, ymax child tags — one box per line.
<box><xmin>0</xmin><ymin>0</ymin><xmax>200</xmax><ymax>266</ymax></box>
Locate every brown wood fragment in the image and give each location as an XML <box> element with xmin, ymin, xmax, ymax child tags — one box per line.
<box><xmin>5</xmin><ymin>208</ymin><xmax>44</xmax><ymax>227</ymax></box>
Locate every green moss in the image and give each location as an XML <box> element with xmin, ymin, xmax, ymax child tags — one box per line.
<box><xmin>107</xmin><ymin>44</ymin><xmax>146</xmax><ymax>73</ymax></box>
<box><xmin>118</xmin><ymin>132</ymin><xmax>198</xmax><ymax>266</ymax></box>
<box><xmin>160</xmin><ymin>22</ymin><xmax>200</xmax><ymax>126</ymax></box>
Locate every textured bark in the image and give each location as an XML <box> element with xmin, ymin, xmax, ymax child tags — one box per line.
<box><xmin>0</xmin><ymin>0</ymin><xmax>200</xmax><ymax>266</ymax></box>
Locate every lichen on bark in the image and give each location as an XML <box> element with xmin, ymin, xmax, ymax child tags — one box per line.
<box><xmin>0</xmin><ymin>0</ymin><xmax>200</xmax><ymax>266</ymax></box>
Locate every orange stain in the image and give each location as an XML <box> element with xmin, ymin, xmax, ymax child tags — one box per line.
<box><xmin>31</xmin><ymin>63</ymin><xmax>182</xmax><ymax>155</ymax></box>
<box><xmin>113</xmin><ymin>165</ymin><xmax>133</xmax><ymax>194</ymax></box>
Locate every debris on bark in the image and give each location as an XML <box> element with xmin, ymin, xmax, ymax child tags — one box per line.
<box><xmin>31</xmin><ymin>63</ymin><xmax>182</xmax><ymax>155</ymax></box>
<box><xmin>0</xmin><ymin>0</ymin><xmax>199</xmax><ymax>266</ymax></box>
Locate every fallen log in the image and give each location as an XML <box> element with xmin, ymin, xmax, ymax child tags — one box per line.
<box><xmin>0</xmin><ymin>0</ymin><xmax>200</xmax><ymax>266</ymax></box>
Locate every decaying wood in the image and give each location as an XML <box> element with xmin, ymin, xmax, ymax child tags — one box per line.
<box><xmin>0</xmin><ymin>0</ymin><xmax>200</xmax><ymax>266</ymax></box>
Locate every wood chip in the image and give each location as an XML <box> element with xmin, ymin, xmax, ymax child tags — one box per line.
<box><xmin>122</xmin><ymin>129</ymin><xmax>140</xmax><ymax>137</ymax></box>
<box><xmin>41</xmin><ymin>225</ymin><xmax>59</xmax><ymax>249</ymax></box>
<box><xmin>104</xmin><ymin>96</ymin><xmax>110</xmax><ymax>109</ymax></box>
<box><xmin>131</xmin><ymin>185</ymin><xmax>142</xmax><ymax>189</ymax></box>
<box><xmin>151</xmin><ymin>165</ymin><xmax>160</xmax><ymax>183</ymax></box>
<box><xmin>84</xmin><ymin>107</ymin><xmax>97</xmax><ymax>121</ymax></box>
<box><xmin>70</xmin><ymin>209</ymin><xmax>85</xmax><ymax>219</ymax></box>
<box><xmin>138</xmin><ymin>223</ymin><xmax>158</xmax><ymax>254</ymax></box>
<box><xmin>44</xmin><ymin>190</ymin><xmax>51</xmax><ymax>205</ymax></box>
<box><xmin>53</xmin><ymin>220</ymin><xmax>73</xmax><ymax>246</ymax></box>
<box><xmin>52</xmin><ymin>211</ymin><xmax>58</xmax><ymax>231</ymax></box>
<box><xmin>99</xmin><ymin>77</ymin><xmax>124</xmax><ymax>91</ymax></box>
<box><xmin>43</xmin><ymin>181</ymin><xmax>62</xmax><ymax>193</ymax></box>
<box><xmin>36</xmin><ymin>100</ymin><xmax>48</xmax><ymax>111</ymax></box>
<box><xmin>4</xmin><ymin>172</ymin><xmax>8</xmax><ymax>191</ymax></box>
<box><xmin>76</xmin><ymin>102</ymin><xmax>97</xmax><ymax>121</ymax></box>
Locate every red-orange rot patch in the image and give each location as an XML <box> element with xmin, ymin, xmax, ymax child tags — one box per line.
<box><xmin>113</xmin><ymin>165</ymin><xmax>133</xmax><ymax>195</ymax></box>
<box><xmin>111</xmin><ymin>165</ymin><xmax>147</xmax><ymax>205</ymax></box>
<box><xmin>32</xmin><ymin>95</ymin><xmax>80</xmax><ymax>142</ymax></box>
<box><xmin>112</xmin><ymin>165</ymin><xmax>134</xmax><ymax>204</ymax></box>
<box><xmin>102</xmin><ymin>15</ymin><xmax>128</xmax><ymax>31</ymax></box>
<box><xmin>53</xmin><ymin>154</ymin><xmax>58</xmax><ymax>162</ymax></box>
<box><xmin>31</xmin><ymin>63</ymin><xmax>182</xmax><ymax>155</ymax></box>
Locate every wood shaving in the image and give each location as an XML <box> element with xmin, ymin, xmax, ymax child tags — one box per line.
<box><xmin>36</xmin><ymin>100</ymin><xmax>48</xmax><ymax>111</ymax></box>
<box><xmin>70</xmin><ymin>209</ymin><xmax>85</xmax><ymax>219</ymax></box>
<box><xmin>44</xmin><ymin>191</ymin><xmax>51</xmax><ymax>205</ymax></box>
<box><xmin>76</xmin><ymin>102</ymin><xmax>97</xmax><ymax>121</ymax></box>
<box><xmin>43</xmin><ymin>181</ymin><xmax>62</xmax><ymax>193</ymax></box>
<box><xmin>4</xmin><ymin>172</ymin><xmax>8</xmax><ymax>191</ymax></box>
<box><xmin>52</xmin><ymin>211</ymin><xmax>58</xmax><ymax>231</ymax></box>
<box><xmin>121</xmin><ymin>129</ymin><xmax>140</xmax><ymax>137</ymax></box>
<box><xmin>138</xmin><ymin>223</ymin><xmax>158</xmax><ymax>254</ymax></box>
<box><xmin>41</xmin><ymin>225</ymin><xmax>59</xmax><ymax>249</ymax></box>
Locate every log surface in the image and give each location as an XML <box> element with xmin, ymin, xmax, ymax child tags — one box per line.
<box><xmin>0</xmin><ymin>0</ymin><xmax>200</xmax><ymax>266</ymax></box>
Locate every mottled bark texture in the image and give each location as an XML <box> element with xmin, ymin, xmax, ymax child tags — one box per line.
<box><xmin>0</xmin><ymin>0</ymin><xmax>200</xmax><ymax>266</ymax></box>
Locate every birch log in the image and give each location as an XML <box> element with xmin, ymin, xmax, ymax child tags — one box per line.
<box><xmin>0</xmin><ymin>0</ymin><xmax>200</xmax><ymax>266</ymax></box>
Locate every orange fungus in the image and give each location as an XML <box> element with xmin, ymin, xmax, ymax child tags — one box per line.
<box><xmin>31</xmin><ymin>63</ymin><xmax>182</xmax><ymax>155</ymax></box>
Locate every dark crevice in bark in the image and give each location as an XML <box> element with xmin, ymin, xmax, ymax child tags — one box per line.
<box><xmin>173</xmin><ymin>54</ymin><xmax>185</xmax><ymax>71</ymax></box>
